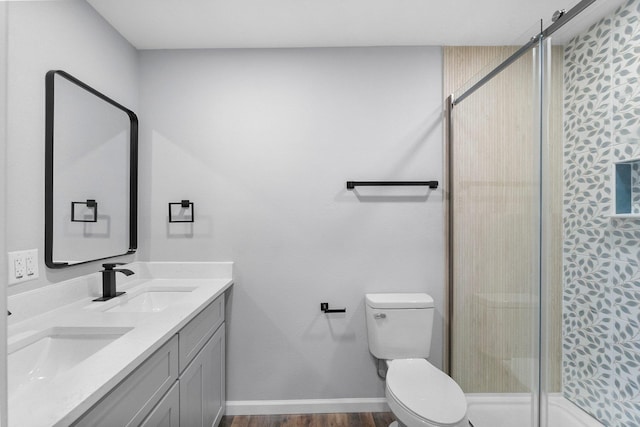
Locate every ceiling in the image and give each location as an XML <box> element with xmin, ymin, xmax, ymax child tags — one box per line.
<box><xmin>87</xmin><ymin>0</ymin><xmax>586</xmax><ymax>50</ymax></box>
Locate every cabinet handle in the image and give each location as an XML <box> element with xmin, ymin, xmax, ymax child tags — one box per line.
<box><xmin>374</xmin><ymin>313</ymin><xmax>386</xmax><ymax>319</ymax></box>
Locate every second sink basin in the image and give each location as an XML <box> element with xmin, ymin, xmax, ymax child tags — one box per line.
<box><xmin>105</xmin><ymin>289</ymin><xmax>194</xmax><ymax>313</ymax></box>
<box><xmin>9</xmin><ymin>326</ymin><xmax>132</xmax><ymax>397</ymax></box>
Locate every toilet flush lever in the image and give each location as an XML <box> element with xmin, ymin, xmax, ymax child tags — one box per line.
<box><xmin>374</xmin><ymin>313</ymin><xmax>386</xmax><ymax>319</ymax></box>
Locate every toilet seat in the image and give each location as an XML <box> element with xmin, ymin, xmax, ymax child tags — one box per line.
<box><xmin>386</xmin><ymin>359</ymin><xmax>467</xmax><ymax>427</ymax></box>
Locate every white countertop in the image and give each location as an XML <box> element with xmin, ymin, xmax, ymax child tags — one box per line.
<box><xmin>7</xmin><ymin>262</ymin><xmax>233</xmax><ymax>427</ymax></box>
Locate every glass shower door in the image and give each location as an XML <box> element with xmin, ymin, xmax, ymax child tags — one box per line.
<box><xmin>446</xmin><ymin>43</ymin><xmax>542</xmax><ymax>427</ymax></box>
<box><xmin>447</xmin><ymin>2</ymin><xmax>633</xmax><ymax>426</ymax></box>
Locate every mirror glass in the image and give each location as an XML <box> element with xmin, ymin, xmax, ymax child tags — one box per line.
<box><xmin>45</xmin><ymin>70</ymin><xmax>137</xmax><ymax>268</ymax></box>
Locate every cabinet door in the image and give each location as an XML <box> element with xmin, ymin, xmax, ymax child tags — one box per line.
<box><xmin>141</xmin><ymin>382</ymin><xmax>179</xmax><ymax>427</ymax></box>
<box><xmin>180</xmin><ymin>324</ymin><xmax>225</xmax><ymax>427</ymax></box>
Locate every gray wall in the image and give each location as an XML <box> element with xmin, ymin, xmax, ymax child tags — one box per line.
<box><xmin>139</xmin><ymin>47</ymin><xmax>444</xmax><ymax>400</ymax></box>
<box><xmin>6</xmin><ymin>5</ymin><xmax>445</xmax><ymax>404</ymax></box>
<box><xmin>6</xmin><ymin>0</ymin><xmax>139</xmax><ymax>295</ymax></box>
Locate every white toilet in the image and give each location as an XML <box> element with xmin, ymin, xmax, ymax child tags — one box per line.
<box><xmin>365</xmin><ymin>293</ymin><xmax>469</xmax><ymax>427</ymax></box>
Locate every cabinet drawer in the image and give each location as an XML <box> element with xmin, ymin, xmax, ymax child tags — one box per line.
<box><xmin>179</xmin><ymin>295</ymin><xmax>224</xmax><ymax>372</ymax></box>
<box><xmin>73</xmin><ymin>335</ymin><xmax>179</xmax><ymax>427</ymax></box>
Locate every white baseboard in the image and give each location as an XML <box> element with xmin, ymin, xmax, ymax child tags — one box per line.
<box><xmin>225</xmin><ymin>398</ymin><xmax>389</xmax><ymax>416</ymax></box>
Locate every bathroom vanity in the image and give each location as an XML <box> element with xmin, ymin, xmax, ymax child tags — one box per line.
<box><xmin>7</xmin><ymin>262</ymin><xmax>232</xmax><ymax>427</ymax></box>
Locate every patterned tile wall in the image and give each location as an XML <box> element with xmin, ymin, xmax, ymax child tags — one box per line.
<box><xmin>563</xmin><ymin>0</ymin><xmax>640</xmax><ymax>425</ymax></box>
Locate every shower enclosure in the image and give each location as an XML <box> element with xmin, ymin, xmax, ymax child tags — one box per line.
<box><xmin>445</xmin><ymin>0</ymin><xmax>639</xmax><ymax>426</ymax></box>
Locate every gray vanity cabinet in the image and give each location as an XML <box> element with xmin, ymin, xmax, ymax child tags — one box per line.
<box><xmin>72</xmin><ymin>335</ymin><xmax>179</xmax><ymax>427</ymax></box>
<box><xmin>73</xmin><ymin>294</ymin><xmax>226</xmax><ymax>427</ymax></box>
<box><xmin>179</xmin><ymin>326</ymin><xmax>225</xmax><ymax>427</ymax></box>
<box><xmin>178</xmin><ymin>294</ymin><xmax>225</xmax><ymax>427</ymax></box>
<box><xmin>178</xmin><ymin>294</ymin><xmax>224</xmax><ymax>373</ymax></box>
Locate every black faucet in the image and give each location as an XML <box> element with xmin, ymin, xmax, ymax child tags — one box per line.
<box><xmin>93</xmin><ymin>263</ymin><xmax>134</xmax><ymax>302</ymax></box>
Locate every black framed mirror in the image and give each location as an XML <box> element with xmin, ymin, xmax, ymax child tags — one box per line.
<box><xmin>45</xmin><ymin>70</ymin><xmax>137</xmax><ymax>268</ymax></box>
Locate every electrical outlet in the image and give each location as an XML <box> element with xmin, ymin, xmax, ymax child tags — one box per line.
<box><xmin>14</xmin><ymin>257</ymin><xmax>25</xmax><ymax>278</ymax></box>
<box><xmin>25</xmin><ymin>249</ymin><xmax>38</xmax><ymax>277</ymax></box>
<box><xmin>8</xmin><ymin>249</ymin><xmax>39</xmax><ymax>285</ymax></box>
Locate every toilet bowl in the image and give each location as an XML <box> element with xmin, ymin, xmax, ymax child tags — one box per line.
<box><xmin>365</xmin><ymin>293</ymin><xmax>469</xmax><ymax>427</ymax></box>
<box><xmin>385</xmin><ymin>359</ymin><xmax>468</xmax><ymax>427</ymax></box>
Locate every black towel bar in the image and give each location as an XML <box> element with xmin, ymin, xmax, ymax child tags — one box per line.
<box><xmin>346</xmin><ymin>181</ymin><xmax>438</xmax><ymax>190</ymax></box>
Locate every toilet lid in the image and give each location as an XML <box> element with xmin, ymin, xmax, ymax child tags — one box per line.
<box><xmin>386</xmin><ymin>359</ymin><xmax>467</xmax><ymax>426</ymax></box>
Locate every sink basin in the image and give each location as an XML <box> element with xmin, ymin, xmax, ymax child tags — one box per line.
<box><xmin>8</xmin><ymin>326</ymin><xmax>132</xmax><ymax>397</ymax></box>
<box><xmin>105</xmin><ymin>290</ymin><xmax>193</xmax><ymax>313</ymax></box>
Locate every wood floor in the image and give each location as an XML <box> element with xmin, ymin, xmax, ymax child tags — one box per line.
<box><xmin>221</xmin><ymin>412</ymin><xmax>396</xmax><ymax>427</ymax></box>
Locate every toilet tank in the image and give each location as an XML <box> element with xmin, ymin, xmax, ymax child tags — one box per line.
<box><xmin>365</xmin><ymin>293</ymin><xmax>434</xmax><ymax>359</ymax></box>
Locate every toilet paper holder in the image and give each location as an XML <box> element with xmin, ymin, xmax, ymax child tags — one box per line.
<box><xmin>320</xmin><ymin>302</ymin><xmax>346</xmax><ymax>313</ymax></box>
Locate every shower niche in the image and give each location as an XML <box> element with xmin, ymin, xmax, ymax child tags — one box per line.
<box><xmin>612</xmin><ymin>157</ymin><xmax>640</xmax><ymax>217</ymax></box>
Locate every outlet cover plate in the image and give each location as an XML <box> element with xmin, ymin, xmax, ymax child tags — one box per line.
<box><xmin>8</xmin><ymin>249</ymin><xmax>39</xmax><ymax>285</ymax></box>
